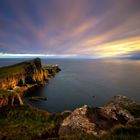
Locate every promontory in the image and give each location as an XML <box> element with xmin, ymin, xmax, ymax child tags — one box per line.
<box><xmin>0</xmin><ymin>58</ymin><xmax>61</xmax><ymax>106</ymax></box>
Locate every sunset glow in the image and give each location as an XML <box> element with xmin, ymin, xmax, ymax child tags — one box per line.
<box><xmin>0</xmin><ymin>0</ymin><xmax>140</xmax><ymax>58</ymax></box>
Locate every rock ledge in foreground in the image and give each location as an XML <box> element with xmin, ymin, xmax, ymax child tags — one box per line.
<box><xmin>59</xmin><ymin>95</ymin><xmax>139</xmax><ymax>136</ymax></box>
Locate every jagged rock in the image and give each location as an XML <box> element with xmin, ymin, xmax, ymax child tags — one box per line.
<box><xmin>59</xmin><ymin>95</ymin><xmax>137</xmax><ymax>136</ymax></box>
<box><xmin>59</xmin><ymin>105</ymin><xmax>98</xmax><ymax>136</ymax></box>
<box><xmin>101</xmin><ymin>104</ymin><xmax>134</xmax><ymax>123</ymax></box>
<box><xmin>105</xmin><ymin>95</ymin><xmax>137</xmax><ymax>107</ymax></box>
<box><xmin>101</xmin><ymin>95</ymin><xmax>137</xmax><ymax>123</ymax></box>
<box><xmin>59</xmin><ymin>105</ymin><xmax>116</xmax><ymax>136</ymax></box>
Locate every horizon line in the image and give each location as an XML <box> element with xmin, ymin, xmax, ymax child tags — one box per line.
<box><xmin>0</xmin><ymin>53</ymin><xmax>102</xmax><ymax>59</ymax></box>
<box><xmin>0</xmin><ymin>53</ymin><xmax>139</xmax><ymax>60</ymax></box>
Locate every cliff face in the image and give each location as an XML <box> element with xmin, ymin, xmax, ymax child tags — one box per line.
<box><xmin>0</xmin><ymin>58</ymin><xmax>61</xmax><ymax>107</ymax></box>
<box><xmin>0</xmin><ymin>58</ymin><xmax>60</xmax><ymax>90</ymax></box>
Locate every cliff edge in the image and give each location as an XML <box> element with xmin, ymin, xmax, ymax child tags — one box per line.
<box><xmin>0</xmin><ymin>58</ymin><xmax>60</xmax><ymax>90</ymax></box>
<box><xmin>0</xmin><ymin>58</ymin><xmax>61</xmax><ymax>107</ymax></box>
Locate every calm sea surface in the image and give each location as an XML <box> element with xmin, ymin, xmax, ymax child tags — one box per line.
<box><xmin>0</xmin><ymin>58</ymin><xmax>140</xmax><ymax>112</ymax></box>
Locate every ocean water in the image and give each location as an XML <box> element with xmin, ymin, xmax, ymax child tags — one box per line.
<box><xmin>0</xmin><ymin>58</ymin><xmax>140</xmax><ymax>112</ymax></box>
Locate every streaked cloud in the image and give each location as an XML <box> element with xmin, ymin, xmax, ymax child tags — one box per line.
<box><xmin>0</xmin><ymin>0</ymin><xmax>140</xmax><ymax>58</ymax></box>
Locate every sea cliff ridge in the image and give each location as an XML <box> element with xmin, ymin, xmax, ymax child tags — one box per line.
<box><xmin>0</xmin><ymin>58</ymin><xmax>61</xmax><ymax>107</ymax></box>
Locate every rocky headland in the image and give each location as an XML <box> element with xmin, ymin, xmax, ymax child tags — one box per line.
<box><xmin>0</xmin><ymin>58</ymin><xmax>61</xmax><ymax>107</ymax></box>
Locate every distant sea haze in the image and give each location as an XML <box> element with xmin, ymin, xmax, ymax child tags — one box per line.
<box><xmin>0</xmin><ymin>58</ymin><xmax>140</xmax><ymax>113</ymax></box>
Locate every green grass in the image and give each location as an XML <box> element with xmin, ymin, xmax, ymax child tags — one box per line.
<box><xmin>0</xmin><ymin>90</ymin><xmax>15</xmax><ymax>98</ymax></box>
<box><xmin>111</xmin><ymin>124</ymin><xmax>140</xmax><ymax>136</ymax></box>
<box><xmin>0</xmin><ymin>105</ymin><xmax>139</xmax><ymax>140</ymax></box>
<box><xmin>0</xmin><ymin>58</ymin><xmax>42</xmax><ymax>79</ymax></box>
<box><xmin>0</xmin><ymin>105</ymin><xmax>70</xmax><ymax>140</ymax></box>
<box><xmin>0</xmin><ymin>58</ymin><xmax>59</xmax><ymax>79</ymax></box>
<box><xmin>0</xmin><ymin>61</ymin><xmax>28</xmax><ymax>79</ymax></box>
<box><xmin>58</xmin><ymin>125</ymin><xmax>140</xmax><ymax>140</ymax></box>
<box><xmin>58</xmin><ymin>135</ymin><xmax>140</xmax><ymax>140</ymax></box>
<box><xmin>125</xmin><ymin>104</ymin><xmax>140</xmax><ymax>118</ymax></box>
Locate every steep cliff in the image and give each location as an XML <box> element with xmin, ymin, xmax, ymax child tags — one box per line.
<box><xmin>0</xmin><ymin>58</ymin><xmax>60</xmax><ymax>90</ymax></box>
<box><xmin>0</xmin><ymin>58</ymin><xmax>61</xmax><ymax>106</ymax></box>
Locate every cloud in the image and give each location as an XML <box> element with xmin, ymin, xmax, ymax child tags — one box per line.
<box><xmin>119</xmin><ymin>50</ymin><xmax>140</xmax><ymax>59</ymax></box>
<box><xmin>0</xmin><ymin>0</ymin><xmax>140</xmax><ymax>58</ymax></box>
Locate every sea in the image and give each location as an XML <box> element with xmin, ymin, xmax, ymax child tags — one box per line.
<box><xmin>0</xmin><ymin>58</ymin><xmax>140</xmax><ymax>112</ymax></box>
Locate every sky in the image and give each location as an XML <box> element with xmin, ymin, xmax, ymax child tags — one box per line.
<box><xmin>0</xmin><ymin>0</ymin><xmax>140</xmax><ymax>58</ymax></box>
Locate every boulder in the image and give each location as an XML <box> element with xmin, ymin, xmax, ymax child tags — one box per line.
<box><xmin>59</xmin><ymin>95</ymin><xmax>138</xmax><ymax>136</ymax></box>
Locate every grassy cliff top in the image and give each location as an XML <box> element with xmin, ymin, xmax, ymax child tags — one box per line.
<box><xmin>0</xmin><ymin>58</ymin><xmax>41</xmax><ymax>79</ymax></box>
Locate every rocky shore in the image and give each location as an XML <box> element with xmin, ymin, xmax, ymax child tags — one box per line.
<box><xmin>59</xmin><ymin>95</ymin><xmax>140</xmax><ymax>137</ymax></box>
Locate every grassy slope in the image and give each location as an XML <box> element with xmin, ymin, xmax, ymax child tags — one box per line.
<box><xmin>58</xmin><ymin>125</ymin><xmax>140</xmax><ymax>140</ymax></box>
<box><xmin>0</xmin><ymin>58</ymin><xmax>58</xmax><ymax>79</ymax></box>
<box><xmin>125</xmin><ymin>104</ymin><xmax>140</xmax><ymax>118</ymax></box>
<box><xmin>0</xmin><ymin>104</ymin><xmax>139</xmax><ymax>140</ymax></box>
<box><xmin>0</xmin><ymin>61</ymin><xmax>28</xmax><ymax>79</ymax></box>
<box><xmin>0</xmin><ymin>105</ymin><xmax>70</xmax><ymax>140</ymax></box>
<box><xmin>0</xmin><ymin>58</ymin><xmax>43</xmax><ymax>79</ymax></box>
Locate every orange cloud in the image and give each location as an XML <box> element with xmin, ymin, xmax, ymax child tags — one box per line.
<box><xmin>89</xmin><ymin>36</ymin><xmax>140</xmax><ymax>57</ymax></box>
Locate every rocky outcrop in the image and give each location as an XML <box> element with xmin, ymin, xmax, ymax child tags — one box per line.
<box><xmin>100</xmin><ymin>95</ymin><xmax>135</xmax><ymax>123</ymax></box>
<box><xmin>105</xmin><ymin>95</ymin><xmax>137</xmax><ymax>107</ymax></box>
<box><xmin>59</xmin><ymin>95</ymin><xmax>139</xmax><ymax>136</ymax></box>
<box><xmin>0</xmin><ymin>58</ymin><xmax>61</xmax><ymax>107</ymax></box>
<box><xmin>0</xmin><ymin>58</ymin><xmax>61</xmax><ymax>90</ymax></box>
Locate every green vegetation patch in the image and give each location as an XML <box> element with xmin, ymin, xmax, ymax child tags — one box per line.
<box><xmin>58</xmin><ymin>125</ymin><xmax>140</xmax><ymax>140</ymax></box>
<box><xmin>0</xmin><ymin>104</ymin><xmax>139</xmax><ymax>140</ymax></box>
<box><xmin>58</xmin><ymin>135</ymin><xmax>140</xmax><ymax>140</ymax></box>
<box><xmin>0</xmin><ymin>58</ymin><xmax>42</xmax><ymax>79</ymax></box>
<box><xmin>0</xmin><ymin>105</ymin><xmax>70</xmax><ymax>140</ymax></box>
<box><xmin>0</xmin><ymin>90</ymin><xmax>15</xmax><ymax>98</ymax></box>
<box><xmin>125</xmin><ymin>104</ymin><xmax>140</xmax><ymax>118</ymax></box>
<box><xmin>0</xmin><ymin>61</ymin><xmax>28</xmax><ymax>79</ymax></box>
<box><xmin>111</xmin><ymin>124</ymin><xmax>140</xmax><ymax>136</ymax></box>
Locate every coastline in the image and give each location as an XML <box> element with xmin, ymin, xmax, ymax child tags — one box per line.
<box><xmin>0</xmin><ymin>58</ymin><xmax>61</xmax><ymax>108</ymax></box>
<box><xmin>0</xmin><ymin>58</ymin><xmax>140</xmax><ymax>139</ymax></box>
